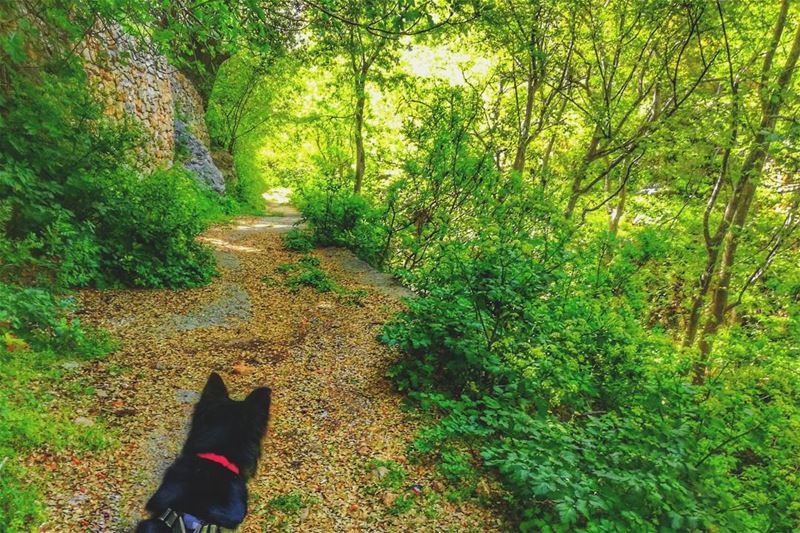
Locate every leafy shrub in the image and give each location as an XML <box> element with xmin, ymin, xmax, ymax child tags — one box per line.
<box><xmin>86</xmin><ymin>167</ymin><xmax>217</xmax><ymax>288</ymax></box>
<box><xmin>336</xmin><ymin>287</ymin><xmax>368</xmax><ymax>306</ymax></box>
<box><xmin>388</xmin><ymin>494</ymin><xmax>415</xmax><ymax>515</ymax></box>
<box><xmin>295</xmin><ymin>180</ymin><xmax>388</xmax><ymax>266</ymax></box>
<box><xmin>381</xmin><ymin>223</ymin><xmax>800</xmax><ymax>531</ymax></box>
<box><xmin>0</xmin><ymin>283</ymin><xmax>111</xmax><ymax>355</ymax></box>
<box><xmin>1</xmin><ymin>160</ymin><xmax>219</xmax><ymax>289</ymax></box>
<box><xmin>0</xmin><ymin>7</ymin><xmax>228</xmax><ymax>290</ymax></box>
<box><xmin>0</xmin><ymin>6</ymin><xmax>230</xmax><ymax>527</ymax></box>
<box><xmin>288</xmin><ymin>267</ymin><xmax>336</xmax><ymax>293</ymax></box>
<box><xmin>283</xmin><ymin>228</ymin><xmax>315</xmax><ymax>252</ymax></box>
<box><xmin>277</xmin><ymin>256</ymin><xmax>369</xmax><ymax>303</ymax></box>
<box><xmin>278</xmin><ymin>255</ymin><xmax>336</xmax><ymax>293</ymax></box>
<box><xmin>384</xmin><ymin>228</ymin><xmax>646</xmax><ymax>408</ymax></box>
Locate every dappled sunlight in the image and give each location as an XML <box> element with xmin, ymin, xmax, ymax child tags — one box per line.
<box><xmin>7</xmin><ymin>0</ymin><xmax>800</xmax><ymax>530</ymax></box>
<box><xmin>262</xmin><ymin>187</ymin><xmax>301</xmax><ymax>218</ymax></box>
<box><xmin>198</xmin><ymin>237</ymin><xmax>260</xmax><ymax>253</ymax></box>
<box><xmin>234</xmin><ymin>221</ymin><xmax>294</xmax><ymax>231</ymax></box>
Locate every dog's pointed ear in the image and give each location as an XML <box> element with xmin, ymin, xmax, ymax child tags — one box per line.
<box><xmin>200</xmin><ymin>372</ymin><xmax>228</xmax><ymax>402</ymax></box>
<box><xmin>245</xmin><ymin>386</ymin><xmax>271</xmax><ymax>430</ymax></box>
<box><xmin>245</xmin><ymin>387</ymin><xmax>271</xmax><ymax>411</ymax></box>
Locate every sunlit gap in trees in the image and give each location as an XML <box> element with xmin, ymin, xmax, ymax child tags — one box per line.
<box><xmin>400</xmin><ymin>40</ymin><xmax>492</xmax><ymax>87</ymax></box>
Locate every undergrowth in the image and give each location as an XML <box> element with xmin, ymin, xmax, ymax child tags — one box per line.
<box><xmin>0</xmin><ymin>284</ymin><xmax>114</xmax><ymax>529</ymax></box>
<box><xmin>259</xmin><ymin>490</ymin><xmax>318</xmax><ymax>531</ymax></box>
<box><xmin>275</xmin><ymin>255</ymin><xmax>368</xmax><ymax>305</ymax></box>
<box><xmin>277</xmin><ymin>256</ymin><xmax>335</xmax><ymax>292</ymax></box>
<box><xmin>283</xmin><ymin>228</ymin><xmax>314</xmax><ymax>253</ymax></box>
<box><xmin>294</xmin><ymin>181</ymin><xmax>387</xmax><ymax>267</ymax></box>
<box><xmin>380</xmin><ymin>226</ymin><xmax>800</xmax><ymax>531</ymax></box>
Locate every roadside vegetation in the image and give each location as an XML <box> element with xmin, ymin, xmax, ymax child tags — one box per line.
<box><xmin>3</xmin><ymin>0</ymin><xmax>800</xmax><ymax>530</ymax></box>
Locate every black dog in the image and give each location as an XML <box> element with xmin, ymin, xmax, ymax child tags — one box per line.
<box><xmin>135</xmin><ymin>372</ymin><xmax>271</xmax><ymax>532</ymax></box>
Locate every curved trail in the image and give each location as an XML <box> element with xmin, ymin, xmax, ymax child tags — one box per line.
<box><xmin>38</xmin><ymin>200</ymin><xmax>505</xmax><ymax>531</ymax></box>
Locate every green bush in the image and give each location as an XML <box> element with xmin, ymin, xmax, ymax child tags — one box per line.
<box><xmin>294</xmin><ymin>181</ymin><xmax>388</xmax><ymax>266</ymax></box>
<box><xmin>0</xmin><ymin>7</ymin><xmax>227</xmax><ymax>290</ymax></box>
<box><xmin>86</xmin><ymin>167</ymin><xmax>217</xmax><ymax>288</ymax></box>
<box><xmin>283</xmin><ymin>228</ymin><xmax>315</xmax><ymax>252</ymax></box>
<box><xmin>2</xmin><ymin>158</ymin><xmax>220</xmax><ymax>289</ymax></box>
<box><xmin>381</xmin><ymin>226</ymin><xmax>800</xmax><ymax>531</ymax></box>
<box><xmin>0</xmin><ymin>5</ymin><xmax>231</xmax><ymax>527</ymax></box>
<box><xmin>0</xmin><ymin>284</ymin><xmax>111</xmax><ymax>355</ymax></box>
<box><xmin>288</xmin><ymin>267</ymin><xmax>336</xmax><ymax>293</ymax></box>
<box><xmin>278</xmin><ymin>255</ymin><xmax>337</xmax><ymax>292</ymax></box>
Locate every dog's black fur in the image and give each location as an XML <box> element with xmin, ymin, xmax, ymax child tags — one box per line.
<box><xmin>135</xmin><ymin>373</ymin><xmax>271</xmax><ymax>532</ymax></box>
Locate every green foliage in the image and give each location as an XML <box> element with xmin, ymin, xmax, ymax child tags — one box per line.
<box><xmin>437</xmin><ymin>448</ymin><xmax>478</xmax><ymax>487</ymax></box>
<box><xmin>388</xmin><ymin>494</ymin><xmax>415</xmax><ymax>515</ymax></box>
<box><xmin>207</xmin><ymin>52</ymin><xmax>308</xmax><ymax>208</ymax></box>
<box><xmin>2</xmin><ymin>162</ymin><xmax>219</xmax><ymax>289</ymax></box>
<box><xmin>85</xmin><ymin>167</ymin><xmax>217</xmax><ymax>288</ymax></box>
<box><xmin>336</xmin><ymin>287</ymin><xmax>368</xmax><ymax>307</ymax></box>
<box><xmin>261</xmin><ymin>490</ymin><xmax>317</xmax><ymax>531</ymax></box>
<box><xmin>381</xmin><ymin>220</ymin><xmax>800</xmax><ymax>530</ymax></box>
<box><xmin>267</xmin><ymin>492</ymin><xmax>310</xmax><ymax>514</ymax></box>
<box><xmin>367</xmin><ymin>459</ymin><xmax>408</xmax><ymax>490</ymax></box>
<box><xmin>288</xmin><ymin>266</ymin><xmax>337</xmax><ymax>293</ymax></box>
<box><xmin>0</xmin><ymin>4</ymin><xmax>224</xmax><ymax>290</ymax></box>
<box><xmin>277</xmin><ymin>254</ymin><xmax>370</xmax><ymax>304</ymax></box>
<box><xmin>147</xmin><ymin>1</ymin><xmax>292</xmax><ymax>102</ymax></box>
<box><xmin>0</xmin><ymin>3</ymin><xmax>244</xmax><ymax>527</ymax></box>
<box><xmin>384</xmin><ymin>85</ymin><xmax>501</xmax><ymax>271</ymax></box>
<box><xmin>283</xmin><ymin>228</ymin><xmax>315</xmax><ymax>253</ymax></box>
<box><xmin>3</xmin><ymin>0</ymin><xmax>800</xmax><ymax>530</ymax></box>
<box><xmin>295</xmin><ymin>181</ymin><xmax>387</xmax><ymax>266</ymax></box>
<box><xmin>277</xmin><ymin>255</ymin><xmax>336</xmax><ymax>293</ymax></box>
<box><xmin>0</xmin><ymin>282</ymin><xmax>113</xmax><ymax>529</ymax></box>
<box><xmin>0</xmin><ymin>284</ymin><xmax>112</xmax><ymax>356</ymax></box>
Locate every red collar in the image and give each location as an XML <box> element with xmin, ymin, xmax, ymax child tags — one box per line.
<box><xmin>197</xmin><ymin>452</ymin><xmax>240</xmax><ymax>475</ymax></box>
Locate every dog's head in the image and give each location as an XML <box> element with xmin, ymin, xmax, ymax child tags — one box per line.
<box><xmin>182</xmin><ymin>372</ymin><xmax>271</xmax><ymax>479</ymax></box>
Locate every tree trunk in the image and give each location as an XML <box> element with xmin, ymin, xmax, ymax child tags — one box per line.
<box><xmin>353</xmin><ymin>75</ymin><xmax>366</xmax><ymax>194</ymax></box>
<box><xmin>564</xmin><ymin>131</ymin><xmax>600</xmax><ymax>218</ymax></box>
<box><xmin>512</xmin><ymin>73</ymin><xmax>536</xmax><ymax>175</ymax></box>
<box><xmin>683</xmin><ymin>187</ymin><xmax>739</xmax><ymax>347</ymax></box>
<box><xmin>684</xmin><ymin>247</ymin><xmax>722</xmax><ymax>348</ymax></box>
<box><xmin>693</xmin><ymin>153</ymin><xmax>761</xmax><ymax>383</ymax></box>
<box><xmin>608</xmin><ymin>181</ymin><xmax>626</xmax><ymax>235</ymax></box>
<box><xmin>692</xmin><ymin>18</ymin><xmax>800</xmax><ymax>383</ymax></box>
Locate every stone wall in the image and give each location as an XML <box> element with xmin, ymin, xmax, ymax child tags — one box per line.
<box><xmin>82</xmin><ymin>24</ymin><xmax>175</xmax><ymax>166</ymax></box>
<box><xmin>81</xmin><ymin>23</ymin><xmax>224</xmax><ymax>192</ymax></box>
<box><xmin>171</xmin><ymin>70</ymin><xmax>210</xmax><ymax>147</ymax></box>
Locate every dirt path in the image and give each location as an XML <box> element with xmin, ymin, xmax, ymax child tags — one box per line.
<box><xmin>36</xmin><ymin>199</ymin><xmax>506</xmax><ymax>532</ymax></box>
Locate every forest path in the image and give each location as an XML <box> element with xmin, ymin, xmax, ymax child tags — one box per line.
<box><xmin>37</xmin><ymin>191</ymin><xmax>504</xmax><ymax>532</ymax></box>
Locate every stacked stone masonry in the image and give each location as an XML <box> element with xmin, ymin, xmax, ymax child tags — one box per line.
<box><xmin>81</xmin><ymin>22</ymin><xmax>223</xmax><ymax>192</ymax></box>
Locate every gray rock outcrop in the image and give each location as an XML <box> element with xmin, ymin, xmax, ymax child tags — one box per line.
<box><xmin>175</xmin><ymin>120</ymin><xmax>226</xmax><ymax>194</ymax></box>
